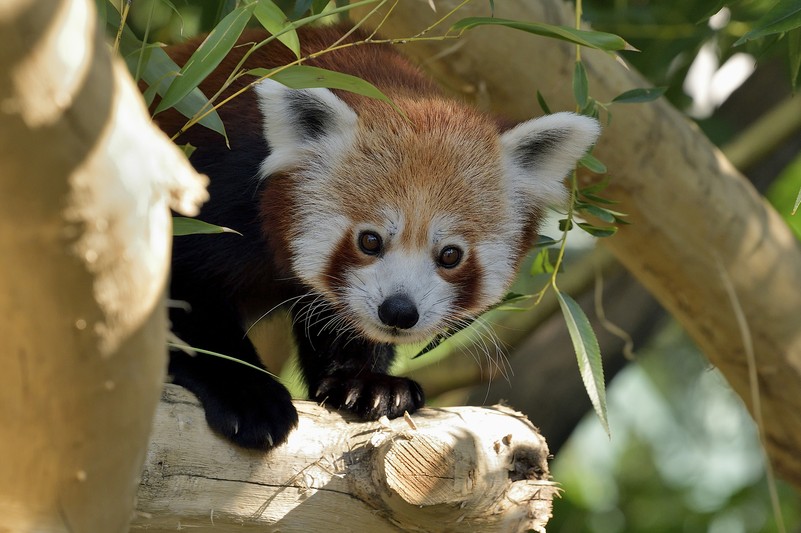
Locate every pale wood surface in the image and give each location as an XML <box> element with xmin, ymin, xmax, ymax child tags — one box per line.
<box><xmin>132</xmin><ymin>385</ymin><xmax>555</xmax><ymax>533</ymax></box>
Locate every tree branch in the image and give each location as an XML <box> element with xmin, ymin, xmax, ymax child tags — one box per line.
<box><xmin>132</xmin><ymin>385</ymin><xmax>555</xmax><ymax>533</ymax></box>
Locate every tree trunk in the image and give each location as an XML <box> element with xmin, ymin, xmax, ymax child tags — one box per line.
<box><xmin>0</xmin><ymin>1</ymin><xmax>206</xmax><ymax>532</ymax></box>
<box><xmin>352</xmin><ymin>0</ymin><xmax>801</xmax><ymax>489</ymax></box>
<box><xmin>132</xmin><ymin>385</ymin><xmax>555</xmax><ymax>533</ymax></box>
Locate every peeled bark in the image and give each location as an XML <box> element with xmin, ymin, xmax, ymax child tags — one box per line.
<box><xmin>0</xmin><ymin>1</ymin><xmax>206</xmax><ymax>531</ymax></box>
<box><xmin>352</xmin><ymin>0</ymin><xmax>801</xmax><ymax>489</ymax></box>
<box><xmin>132</xmin><ymin>385</ymin><xmax>555</xmax><ymax>533</ymax></box>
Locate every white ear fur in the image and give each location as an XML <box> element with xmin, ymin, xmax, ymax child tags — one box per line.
<box><xmin>254</xmin><ymin>78</ymin><xmax>358</xmax><ymax>179</ymax></box>
<box><xmin>501</xmin><ymin>112</ymin><xmax>600</xmax><ymax>208</ymax></box>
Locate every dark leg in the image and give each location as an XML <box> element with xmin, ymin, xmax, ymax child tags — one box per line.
<box><xmin>292</xmin><ymin>307</ymin><xmax>424</xmax><ymax>420</ymax></box>
<box><xmin>168</xmin><ymin>291</ymin><xmax>298</xmax><ymax>449</ymax></box>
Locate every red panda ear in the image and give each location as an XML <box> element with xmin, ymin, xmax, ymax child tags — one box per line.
<box><xmin>500</xmin><ymin>112</ymin><xmax>600</xmax><ymax>208</ymax></box>
<box><xmin>254</xmin><ymin>79</ymin><xmax>358</xmax><ymax>179</ymax></box>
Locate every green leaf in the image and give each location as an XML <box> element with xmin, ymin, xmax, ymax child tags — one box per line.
<box><xmin>794</xmin><ymin>186</ymin><xmax>801</xmax><ymax>215</ymax></box>
<box><xmin>173</xmin><ymin>217</ymin><xmax>242</xmax><ymax>236</ymax></box>
<box><xmin>579</xmin><ymin>153</ymin><xmax>607</xmax><ymax>173</ymax></box>
<box><xmin>734</xmin><ymin>0</ymin><xmax>801</xmax><ymax>45</ymax></box>
<box><xmin>248</xmin><ymin>65</ymin><xmax>400</xmax><ymax>111</ymax></box>
<box><xmin>573</xmin><ymin>61</ymin><xmax>589</xmax><ymax>108</ymax></box>
<box><xmin>534</xmin><ymin>234</ymin><xmax>558</xmax><ymax>248</ymax></box>
<box><xmin>577</xmin><ymin>222</ymin><xmax>617</xmax><ymax>237</ymax></box>
<box><xmin>451</xmin><ymin>17</ymin><xmax>633</xmax><ymax>52</ymax></box>
<box><xmin>255</xmin><ymin>0</ymin><xmax>301</xmax><ymax>58</ymax></box>
<box><xmin>556</xmin><ymin>291</ymin><xmax>609</xmax><ymax>435</ymax></box>
<box><xmin>581</xmin><ymin>191</ymin><xmax>618</xmax><ymax>205</ymax></box>
<box><xmin>155</xmin><ymin>3</ymin><xmax>256</xmax><ymax>114</ymax></box>
<box><xmin>611</xmin><ymin>87</ymin><xmax>667</xmax><ymax>104</ymax></box>
<box><xmin>578</xmin><ymin>203</ymin><xmax>617</xmax><ymax>223</ymax></box>
<box><xmin>530</xmin><ymin>248</ymin><xmax>555</xmax><ymax>275</ymax></box>
<box><xmin>536</xmin><ymin>90</ymin><xmax>552</xmax><ymax>115</ymax></box>
<box><xmin>128</xmin><ymin>46</ymin><xmax>227</xmax><ymax>138</ymax></box>
<box><xmin>558</xmin><ymin>218</ymin><xmax>574</xmax><ymax>231</ymax></box>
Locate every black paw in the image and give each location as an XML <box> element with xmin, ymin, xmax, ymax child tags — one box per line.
<box><xmin>194</xmin><ymin>374</ymin><xmax>298</xmax><ymax>450</ymax></box>
<box><xmin>313</xmin><ymin>373</ymin><xmax>425</xmax><ymax>420</ymax></box>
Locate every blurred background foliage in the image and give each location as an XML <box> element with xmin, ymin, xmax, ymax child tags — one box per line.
<box><xmin>116</xmin><ymin>0</ymin><xmax>801</xmax><ymax>530</ymax></box>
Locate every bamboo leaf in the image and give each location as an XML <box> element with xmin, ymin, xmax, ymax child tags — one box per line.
<box><xmin>611</xmin><ymin>87</ymin><xmax>667</xmax><ymax>104</ymax></box>
<box><xmin>173</xmin><ymin>217</ymin><xmax>241</xmax><ymax>236</ymax></box>
<box><xmin>556</xmin><ymin>291</ymin><xmax>609</xmax><ymax>435</ymax></box>
<box><xmin>734</xmin><ymin>0</ymin><xmax>801</xmax><ymax>45</ymax></box>
<box><xmin>255</xmin><ymin>0</ymin><xmax>301</xmax><ymax>58</ymax></box>
<box><xmin>155</xmin><ymin>3</ymin><xmax>256</xmax><ymax>114</ymax></box>
<box><xmin>451</xmin><ymin>17</ymin><xmax>634</xmax><ymax>52</ymax></box>
<box><xmin>793</xmin><ymin>186</ymin><xmax>801</xmax><ymax>215</ymax></box>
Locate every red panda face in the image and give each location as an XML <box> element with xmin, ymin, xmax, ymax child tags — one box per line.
<box><xmin>255</xmin><ymin>80</ymin><xmax>599</xmax><ymax>344</ymax></box>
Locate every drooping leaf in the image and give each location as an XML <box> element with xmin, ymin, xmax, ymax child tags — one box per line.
<box><xmin>155</xmin><ymin>3</ymin><xmax>256</xmax><ymax>114</ymax></box>
<box><xmin>173</xmin><ymin>217</ymin><xmax>242</xmax><ymax>236</ymax></box>
<box><xmin>611</xmin><ymin>86</ymin><xmax>667</xmax><ymax>104</ymax></box>
<box><xmin>734</xmin><ymin>0</ymin><xmax>801</xmax><ymax>45</ymax></box>
<box><xmin>451</xmin><ymin>17</ymin><xmax>634</xmax><ymax>52</ymax></box>
<box><xmin>255</xmin><ymin>0</ymin><xmax>301</xmax><ymax>58</ymax></box>
<box><xmin>556</xmin><ymin>291</ymin><xmax>609</xmax><ymax>435</ymax></box>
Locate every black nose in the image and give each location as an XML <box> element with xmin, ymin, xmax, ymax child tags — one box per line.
<box><xmin>378</xmin><ymin>294</ymin><xmax>419</xmax><ymax>329</ymax></box>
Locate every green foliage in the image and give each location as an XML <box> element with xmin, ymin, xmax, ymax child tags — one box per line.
<box><xmin>154</xmin><ymin>3</ymin><xmax>256</xmax><ymax>114</ymax></box>
<box><xmin>247</xmin><ymin>65</ymin><xmax>399</xmax><ymax>112</ymax></box>
<box><xmin>451</xmin><ymin>16</ymin><xmax>632</xmax><ymax>52</ymax></box>
<box><xmin>558</xmin><ymin>291</ymin><xmax>610</xmax><ymax>435</ymax></box>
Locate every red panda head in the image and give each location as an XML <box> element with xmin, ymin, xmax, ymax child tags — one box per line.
<box><xmin>255</xmin><ymin>79</ymin><xmax>600</xmax><ymax>344</ymax></box>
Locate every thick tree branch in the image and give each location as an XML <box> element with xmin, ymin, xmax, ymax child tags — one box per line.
<box><xmin>132</xmin><ymin>385</ymin><xmax>555</xmax><ymax>533</ymax></box>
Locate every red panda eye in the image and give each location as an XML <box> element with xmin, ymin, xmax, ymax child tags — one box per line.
<box><xmin>438</xmin><ymin>246</ymin><xmax>462</xmax><ymax>268</ymax></box>
<box><xmin>358</xmin><ymin>231</ymin><xmax>382</xmax><ymax>255</ymax></box>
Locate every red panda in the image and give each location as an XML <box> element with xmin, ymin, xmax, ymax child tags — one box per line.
<box><xmin>160</xmin><ymin>26</ymin><xmax>600</xmax><ymax>449</ymax></box>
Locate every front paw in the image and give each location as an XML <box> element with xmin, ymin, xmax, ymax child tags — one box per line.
<box><xmin>313</xmin><ymin>373</ymin><xmax>425</xmax><ymax>420</ymax></box>
<box><xmin>199</xmin><ymin>375</ymin><xmax>299</xmax><ymax>450</ymax></box>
